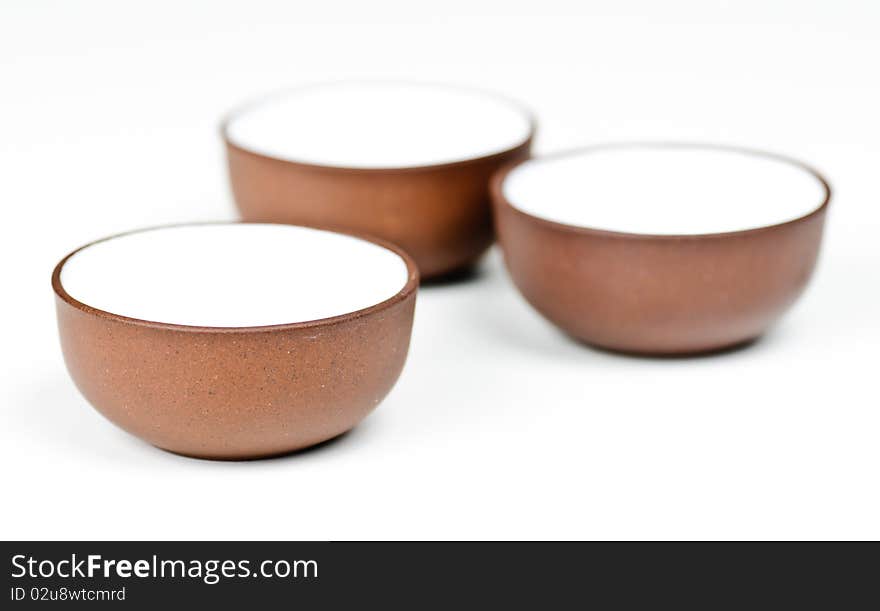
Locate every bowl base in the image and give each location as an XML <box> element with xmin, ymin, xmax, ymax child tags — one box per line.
<box><xmin>149</xmin><ymin>429</ymin><xmax>354</xmax><ymax>462</ymax></box>
<box><xmin>571</xmin><ymin>334</ymin><xmax>762</xmax><ymax>359</ymax></box>
<box><xmin>421</xmin><ymin>262</ymin><xmax>484</xmax><ymax>285</ymax></box>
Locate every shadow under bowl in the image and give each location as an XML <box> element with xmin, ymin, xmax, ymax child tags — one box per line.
<box><xmin>52</xmin><ymin>223</ymin><xmax>419</xmax><ymax>459</ymax></box>
<box><xmin>491</xmin><ymin>143</ymin><xmax>831</xmax><ymax>355</ymax></box>
<box><xmin>222</xmin><ymin>81</ymin><xmax>535</xmax><ymax>280</ymax></box>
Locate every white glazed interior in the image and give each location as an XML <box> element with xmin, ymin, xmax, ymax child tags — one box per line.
<box><xmin>502</xmin><ymin>145</ymin><xmax>828</xmax><ymax>235</ymax></box>
<box><xmin>225</xmin><ymin>82</ymin><xmax>533</xmax><ymax>169</ymax></box>
<box><xmin>59</xmin><ymin>224</ymin><xmax>411</xmax><ymax>327</ymax></box>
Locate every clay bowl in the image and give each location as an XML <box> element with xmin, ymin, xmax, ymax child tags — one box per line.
<box><xmin>222</xmin><ymin>81</ymin><xmax>535</xmax><ymax>280</ymax></box>
<box><xmin>52</xmin><ymin>223</ymin><xmax>418</xmax><ymax>459</ymax></box>
<box><xmin>491</xmin><ymin>143</ymin><xmax>831</xmax><ymax>355</ymax></box>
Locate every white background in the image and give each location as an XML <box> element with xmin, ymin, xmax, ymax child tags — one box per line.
<box><xmin>1</xmin><ymin>0</ymin><xmax>878</xmax><ymax>540</ymax></box>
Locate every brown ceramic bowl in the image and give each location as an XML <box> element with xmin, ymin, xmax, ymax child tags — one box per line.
<box><xmin>492</xmin><ymin>143</ymin><xmax>831</xmax><ymax>355</ymax></box>
<box><xmin>52</xmin><ymin>223</ymin><xmax>418</xmax><ymax>459</ymax></box>
<box><xmin>222</xmin><ymin>82</ymin><xmax>535</xmax><ymax>280</ymax></box>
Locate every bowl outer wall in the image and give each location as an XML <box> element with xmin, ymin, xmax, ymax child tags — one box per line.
<box><xmin>490</xmin><ymin>159</ymin><xmax>829</xmax><ymax>355</ymax></box>
<box><xmin>53</xmin><ymin>232</ymin><xmax>418</xmax><ymax>460</ymax></box>
<box><xmin>224</xmin><ymin>137</ymin><xmax>533</xmax><ymax>279</ymax></box>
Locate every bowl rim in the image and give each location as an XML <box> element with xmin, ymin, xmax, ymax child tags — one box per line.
<box><xmin>491</xmin><ymin>141</ymin><xmax>832</xmax><ymax>240</ymax></box>
<box><xmin>52</xmin><ymin>221</ymin><xmax>420</xmax><ymax>333</ymax></box>
<box><xmin>220</xmin><ymin>79</ymin><xmax>538</xmax><ymax>174</ymax></box>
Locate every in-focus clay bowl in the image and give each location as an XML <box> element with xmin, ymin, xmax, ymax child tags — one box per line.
<box><xmin>223</xmin><ymin>81</ymin><xmax>535</xmax><ymax>280</ymax></box>
<box><xmin>52</xmin><ymin>223</ymin><xmax>418</xmax><ymax>459</ymax></box>
<box><xmin>492</xmin><ymin>143</ymin><xmax>831</xmax><ymax>355</ymax></box>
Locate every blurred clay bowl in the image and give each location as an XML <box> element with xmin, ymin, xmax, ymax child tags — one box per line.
<box><xmin>223</xmin><ymin>82</ymin><xmax>535</xmax><ymax>280</ymax></box>
<box><xmin>492</xmin><ymin>143</ymin><xmax>831</xmax><ymax>355</ymax></box>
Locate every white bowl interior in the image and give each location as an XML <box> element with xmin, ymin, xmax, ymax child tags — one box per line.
<box><xmin>502</xmin><ymin>145</ymin><xmax>828</xmax><ymax>235</ymax></box>
<box><xmin>226</xmin><ymin>82</ymin><xmax>532</xmax><ymax>169</ymax></box>
<box><xmin>60</xmin><ymin>224</ymin><xmax>410</xmax><ymax>327</ymax></box>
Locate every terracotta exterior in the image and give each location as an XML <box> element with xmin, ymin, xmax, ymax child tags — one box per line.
<box><xmin>491</xmin><ymin>150</ymin><xmax>830</xmax><ymax>355</ymax></box>
<box><xmin>224</xmin><ymin>135</ymin><xmax>533</xmax><ymax>280</ymax></box>
<box><xmin>53</xmin><ymin>228</ymin><xmax>419</xmax><ymax>460</ymax></box>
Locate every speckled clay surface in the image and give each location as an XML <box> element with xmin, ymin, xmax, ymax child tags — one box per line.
<box><xmin>491</xmin><ymin>146</ymin><xmax>831</xmax><ymax>355</ymax></box>
<box><xmin>223</xmin><ymin>99</ymin><xmax>535</xmax><ymax>280</ymax></box>
<box><xmin>53</xmin><ymin>226</ymin><xmax>419</xmax><ymax>460</ymax></box>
